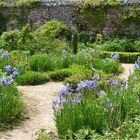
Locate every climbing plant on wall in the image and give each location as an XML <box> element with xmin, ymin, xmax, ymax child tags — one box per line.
<box><xmin>75</xmin><ymin>0</ymin><xmax>121</xmax><ymax>33</ymax></box>
<box><xmin>75</xmin><ymin>0</ymin><xmax>140</xmax><ymax>38</ymax></box>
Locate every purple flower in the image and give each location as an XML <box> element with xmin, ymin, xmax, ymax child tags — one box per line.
<box><xmin>114</xmin><ymin>90</ymin><xmax>118</xmax><ymax>95</ymax></box>
<box><xmin>134</xmin><ymin>56</ymin><xmax>140</xmax><ymax>70</ymax></box>
<box><xmin>5</xmin><ymin>65</ymin><xmax>12</xmax><ymax>72</ymax></box>
<box><xmin>76</xmin><ymin>93</ymin><xmax>82</xmax><ymax>103</ymax></box>
<box><xmin>122</xmin><ymin>80</ymin><xmax>126</xmax><ymax>85</ymax></box>
<box><xmin>97</xmin><ymin>90</ymin><xmax>104</xmax><ymax>97</ymax></box>
<box><xmin>108</xmin><ymin>78</ymin><xmax>113</xmax><ymax>83</ymax></box>
<box><xmin>1</xmin><ymin>51</ymin><xmax>9</xmax><ymax>59</ymax></box>
<box><xmin>110</xmin><ymin>53</ymin><xmax>119</xmax><ymax>60</ymax></box>
<box><xmin>105</xmin><ymin>98</ymin><xmax>110</xmax><ymax>103</ymax></box>
<box><xmin>12</xmin><ymin>71</ymin><xmax>19</xmax><ymax>77</ymax></box>
<box><xmin>134</xmin><ymin>63</ymin><xmax>140</xmax><ymax>70</ymax></box>
<box><xmin>57</xmin><ymin>83</ymin><xmax>71</xmax><ymax>97</ymax></box>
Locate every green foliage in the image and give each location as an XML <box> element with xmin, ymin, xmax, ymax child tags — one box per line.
<box><xmin>65</xmin><ymin>115</ymin><xmax>140</xmax><ymax>140</ymax></box>
<box><xmin>121</xmin><ymin>5</ymin><xmax>140</xmax><ymax>23</ymax></box>
<box><xmin>29</xmin><ymin>38</ymin><xmax>70</xmax><ymax>54</ymax></box>
<box><xmin>18</xmin><ymin>24</ymin><xmax>34</xmax><ymax>51</ymax></box>
<box><xmin>35</xmin><ymin>129</ymin><xmax>57</xmax><ymax>140</ymax></box>
<box><xmin>100</xmin><ymin>38</ymin><xmax>136</xmax><ymax>52</ymax></box>
<box><xmin>134</xmin><ymin>40</ymin><xmax>140</xmax><ymax>52</ymax></box>
<box><xmin>71</xmin><ymin>32</ymin><xmax>78</xmax><ymax>54</ymax></box>
<box><xmin>102</xmin><ymin>51</ymin><xmax>140</xmax><ymax>63</ymax></box>
<box><xmin>17</xmin><ymin>71</ymin><xmax>49</xmax><ymax>85</ymax></box>
<box><xmin>0</xmin><ymin>30</ymin><xmax>20</xmax><ymax>51</ymax></box>
<box><xmin>94</xmin><ymin>58</ymin><xmax>122</xmax><ymax>74</ymax></box>
<box><xmin>0</xmin><ymin>0</ymin><xmax>7</xmax><ymax>7</ymax></box>
<box><xmin>35</xmin><ymin>129</ymin><xmax>48</xmax><ymax>140</ymax></box>
<box><xmin>29</xmin><ymin>53</ymin><xmax>55</xmax><ymax>72</ymax></box>
<box><xmin>83</xmin><ymin>0</ymin><xmax>121</xmax><ymax>7</ymax></box>
<box><xmin>29</xmin><ymin>52</ymin><xmax>93</xmax><ymax>72</ymax></box>
<box><xmin>55</xmin><ymin>78</ymin><xmax>140</xmax><ymax>138</ymax></box>
<box><xmin>48</xmin><ymin>69</ymin><xmax>72</xmax><ymax>81</ymax></box>
<box><xmin>0</xmin><ymin>84</ymin><xmax>23</xmax><ymax>124</ymax></box>
<box><xmin>76</xmin><ymin>0</ymin><xmax>120</xmax><ymax>32</ymax></box>
<box><xmin>35</xmin><ymin>20</ymin><xmax>68</xmax><ymax>39</ymax></box>
<box><xmin>16</xmin><ymin>0</ymin><xmax>41</xmax><ymax>7</ymax></box>
<box><xmin>64</xmin><ymin>65</ymin><xmax>93</xmax><ymax>89</ymax></box>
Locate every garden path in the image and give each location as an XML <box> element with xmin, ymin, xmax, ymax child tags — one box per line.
<box><xmin>119</xmin><ymin>63</ymin><xmax>134</xmax><ymax>80</ymax></box>
<box><xmin>0</xmin><ymin>82</ymin><xmax>64</xmax><ymax>140</ymax></box>
<box><xmin>0</xmin><ymin>63</ymin><xmax>135</xmax><ymax>140</ymax></box>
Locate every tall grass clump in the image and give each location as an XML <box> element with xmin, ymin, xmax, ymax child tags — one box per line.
<box><xmin>53</xmin><ymin>72</ymin><xmax>140</xmax><ymax>138</ymax></box>
<box><xmin>0</xmin><ymin>50</ymin><xmax>23</xmax><ymax>125</ymax></box>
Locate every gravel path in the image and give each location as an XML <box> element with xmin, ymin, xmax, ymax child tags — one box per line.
<box><xmin>0</xmin><ymin>82</ymin><xmax>64</xmax><ymax>140</ymax></box>
<box><xmin>119</xmin><ymin>63</ymin><xmax>134</xmax><ymax>80</ymax></box>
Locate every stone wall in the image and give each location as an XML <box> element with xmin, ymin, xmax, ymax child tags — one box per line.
<box><xmin>0</xmin><ymin>0</ymin><xmax>140</xmax><ymax>38</ymax></box>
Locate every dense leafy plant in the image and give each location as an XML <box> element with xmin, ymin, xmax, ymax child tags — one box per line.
<box><xmin>35</xmin><ymin>20</ymin><xmax>68</xmax><ymax>39</ymax></box>
<box><xmin>54</xmin><ymin>74</ymin><xmax>140</xmax><ymax>137</ymax></box>
<box><xmin>71</xmin><ymin>32</ymin><xmax>78</xmax><ymax>54</ymax></box>
<box><xmin>102</xmin><ymin>51</ymin><xmax>140</xmax><ymax>63</ymax></box>
<box><xmin>100</xmin><ymin>38</ymin><xmax>135</xmax><ymax>52</ymax></box>
<box><xmin>0</xmin><ymin>30</ymin><xmax>20</xmax><ymax>51</ymax></box>
<box><xmin>17</xmin><ymin>71</ymin><xmax>49</xmax><ymax>85</ymax></box>
<box><xmin>48</xmin><ymin>69</ymin><xmax>72</xmax><ymax>81</ymax></box>
<box><xmin>94</xmin><ymin>58</ymin><xmax>122</xmax><ymax>74</ymax></box>
<box><xmin>0</xmin><ymin>51</ymin><xmax>23</xmax><ymax>125</ymax></box>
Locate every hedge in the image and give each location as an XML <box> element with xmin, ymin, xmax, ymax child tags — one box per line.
<box><xmin>101</xmin><ymin>51</ymin><xmax>140</xmax><ymax>63</ymax></box>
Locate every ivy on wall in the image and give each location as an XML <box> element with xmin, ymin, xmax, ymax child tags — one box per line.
<box><xmin>121</xmin><ymin>4</ymin><xmax>140</xmax><ymax>23</ymax></box>
<box><xmin>75</xmin><ymin>0</ymin><xmax>121</xmax><ymax>32</ymax></box>
<box><xmin>75</xmin><ymin>0</ymin><xmax>140</xmax><ymax>38</ymax></box>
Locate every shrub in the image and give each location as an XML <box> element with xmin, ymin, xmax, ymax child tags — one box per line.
<box><xmin>29</xmin><ymin>53</ymin><xmax>54</xmax><ymax>72</ymax></box>
<box><xmin>29</xmin><ymin>37</ymin><xmax>70</xmax><ymax>54</ymax></box>
<box><xmin>71</xmin><ymin>32</ymin><xmax>78</xmax><ymax>54</ymax></box>
<box><xmin>17</xmin><ymin>71</ymin><xmax>49</xmax><ymax>85</ymax></box>
<box><xmin>101</xmin><ymin>51</ymin><xmax>140</xmax><ymax>63</ymax></box>
<box><xmin>94</xmin><ymin>58</ymin><xmax>122</xmax><ymax>74</ymax></box>
<box><xmin>134</xmin><ymin>40</ymin><xmax>140</xmax><ymax>52</ymax></box>
<box><xmin>48</xmin><ymin>69</ymin><xmax>72</xmax><ymax>81</ymax></box>
<box><xmin>64</xmin><ymin>65</ymin><xmax>93</xmax><ymax>89</ymax></box>
<box><xmin>100</xmin><ymin>38</ymin><xmax>135</xmax><ymax>52</ymax></box>
<box><xmin>0</xmin><ymin>30</ymin><xmax>20</xmax><ymax>51</ymax></box>
<box><xmin>18</xmin><ymin>24</ymin><xmax>34</xmax><ymax>51</ymax></box>
<box><xmin>35</xmin><ymin>20</ymin><xmax>68</xmax><ymax>39</ymax></box>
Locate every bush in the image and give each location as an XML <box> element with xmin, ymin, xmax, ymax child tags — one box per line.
<box><xmin>35</xmin><ymin>20</ymin><xmax>68</xmax><ymax>39</ymax></box>
<box><xmin>17</xmin><ymin>71</ymin><xmax>49</xmax><ymax>85</ymax></box>
<box><xmin>29</xmin><ymin>53</ymin><xmax>54</xmax><ymax>72</ymax></box>
<box><xmin>0</xmin><ymin>84</ymin><xmax>23</xmax><ymax>124</ymax></box>
<box><xmin>101</xmin><ymin>51</ymin><xmax>140</xmax><ymax>63</ymax></box>
<box><xmin>134</xmin><ymin>40</ymin><xmax>140</xmax><ymax>52</ymax></box>
<box><xmin>29</xmin><ymin>37</ymin><xmax>70</xmax><ymax>54</ymax></box>
<box><xmin>71</xmin><ymin>32</ymin><xmax>78</xmax><ymax>54</ymax></box>
<box><xmin>18</xmin><ymin>24</ymin><xmax>34</xmax><ymax>51</ymax></box>
<box><xmin>48</xmin><ymin>69</ymin><xmax>72</xmax><ymax>81</ymax></box>
<box><xmin>94</xmin><ymin>58</ymin><xmax>122</xmax><ymax>74</ymax></box>
<box><xmin>64</xmin><ymin>65</ymin><xmax>93</xmax><ymax>89</ymax></box>
<box><xmin>100</xmin><ymin>38</ymin><xmax>135</xmax><ymax>52</ymax></box>
<box><xmin>0</xmin><ymin>30</ymin><xmax>20</xmax><ymax>51</ymax></box>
